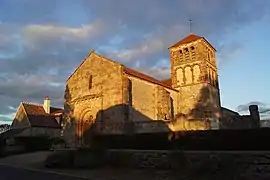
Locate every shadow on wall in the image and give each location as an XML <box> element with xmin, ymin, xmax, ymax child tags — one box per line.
<box><xmin>64</xmin><ymin>84</ymin><xmax>172</xmax><ymax>148</ymax></box>
<box><xmin>63</xmin><ymin>73</ymin><xmax>225</xmax><ymax>146</ymax></box>
<box><xmin>87</xmin><ymin>105</ymin><xmax>174</xmax><ymax>149</ymax></box>
<box><xmin>63</xmin><ymin>73</ymin><xmax>262</xmax><ymax>149</ymax></box>
<box><xmin>172</xmin><ymin>74</ymin><xmax>221</xmax><ymax>132</ymax></box>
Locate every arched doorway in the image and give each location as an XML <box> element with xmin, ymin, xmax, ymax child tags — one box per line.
<box><xmin>82</xmin><ymin>115</ymin><xmax>93</xmax><ymax>147</ymax></box>
<box><xmin>78</xmin><ymin>110</ymin><xmax>94</xmax><ymax>148</ymax></box>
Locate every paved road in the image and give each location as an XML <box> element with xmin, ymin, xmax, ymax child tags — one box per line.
<box><xmin>0</xmin><ymin>165</ymin><xmax>86</xmax><ymax>180</ymax></box>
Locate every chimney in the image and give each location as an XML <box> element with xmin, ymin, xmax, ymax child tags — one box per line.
<box><xmin>249</xmin><ymin>105</ymin><xmax>260</xmax><ymax>128</ymax></box>
<box><xmin>43</xmin><ymin>96</ymin><xmax>50</xmax><ymax>114</ymax></box>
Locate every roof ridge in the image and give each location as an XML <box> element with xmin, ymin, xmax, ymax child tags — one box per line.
<box><xmin>22</xmin><ymin>102</ymin><xmax>64</xmax><ymax>110</ymax></box>
<box><xmin>22</xmin><ymin>102</ymin><xmax>43</xmax><ymax>106</ymax></box>
<box><xmin>123</xmin><ymin>67</ymin><xmax>177</xmax><ymax>91</ymax></box>
<box><xmin>161</xmin><ymin>78</ymin><xmax>171</xmax><ymax>82</ymax></box>
<box><xmin>94</xmin><ymin>52</ymin><xmax>124</xmax><ymax>66</ymax></box>
<box><xmin>169</xmin><ymin>34</ymin><xmax>203</xmax><ymax>48</ymax></box>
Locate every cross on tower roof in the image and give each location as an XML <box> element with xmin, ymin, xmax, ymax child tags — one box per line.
<box><xmin>189</xmin><ymin>19</ymin><xmax>192</xmax><ymax>34</ymax></box>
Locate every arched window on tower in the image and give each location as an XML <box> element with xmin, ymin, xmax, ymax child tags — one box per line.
<box><xmin>190</xmin><ymin>46</ymin><xmax>196</xmax><ymax>58</ymax></box>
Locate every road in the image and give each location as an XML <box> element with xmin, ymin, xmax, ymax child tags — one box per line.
<box><xmin>0</xmin><ymin>165</ymin><xmax>86</xmax><ymax>180</ymax></box>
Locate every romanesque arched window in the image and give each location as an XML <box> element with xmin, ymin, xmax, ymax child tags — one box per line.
<box><xmin>89</xmin><ymin>75</ymin><xmax>93</xmax><ymax>89</ymax></box>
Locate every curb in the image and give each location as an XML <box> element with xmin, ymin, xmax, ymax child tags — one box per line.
<box><xmin>0</xmin><ymin>164</ymin><xmax>90</xmax><ymax>180</ymax></box>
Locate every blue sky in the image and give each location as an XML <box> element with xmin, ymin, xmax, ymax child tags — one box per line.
<box><xmin>0</xmin><ymin>0</ymin><xmax>270</xmax><ymax>124</ymax></box>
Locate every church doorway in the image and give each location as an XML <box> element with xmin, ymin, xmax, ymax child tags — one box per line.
<box><xmin>82</xmin><ymin>115</ymin><xmax>93</xmax><ymax>147</ymax></box>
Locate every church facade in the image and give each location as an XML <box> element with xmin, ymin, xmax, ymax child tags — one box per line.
<box><xmin>63</xmin><ymin>34</ymin><xmax>222</xmax><ymax>147</ymax></box>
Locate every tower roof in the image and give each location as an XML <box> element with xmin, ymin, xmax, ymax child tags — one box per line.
<box><xmin>169</xmin><ymin>33</ymin><xmax>216</xmax><ymax>51</ymax></box>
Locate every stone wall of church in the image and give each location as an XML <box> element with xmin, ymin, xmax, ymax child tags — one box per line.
<box><xmin>126</xmin><ymin>75</ymin><xmax>178</xmax><ymax>124</ymax></box>
<box><xmin>63</xmin><ymin>52</ymin><xmax>180</xmax><ymax>146</ymax></box>
<box><xmin>170</xmin><ymin>40</ymin><xmax>208</xmax><ymax>89</ymax></box>
<box><xmin>126</xmin><ymin>75</ymin><xmax>157</xmax><ymax>122</ymax></box>
<box><xmin>166</xmin><ymin>89</ymin><xmax>178</xmax><ymax>120</ymax></box>
<box><xmin>64</xmin><ymin>52</ymin><xmax>124</xmax><ymax>146</ymax></box>
<box><xmin>156</xmin><ymin>86</ymin><xmax>172</xmax><ymax>120</ymax></box>
<box><xmin>208</xmin><ymin>85</ymin><xmax>222</xmax><ymax>119</ymax></box>
<box><xmin>173</xmin><ymin>84</ymin><xmax>211</xmax><ymax>130</ymax></box>
<box><xmin>169</xmin><ymin>39</ymin><xmax>221</xmax><ymax>130</ymax></box>
<box><xmin>172</xmin><ymin>84</ymin><xmax>220</xmax><ymax>130</ymax></box>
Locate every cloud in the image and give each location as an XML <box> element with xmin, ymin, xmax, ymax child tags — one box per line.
<box><xmin>0</xmin><ymin>73</ymin><xmax>65</xmax><ymax>115</ymax></box>
<box><xmin>91</xmin><ymin>0</ymin><xmax>270</xmax><ymax>77</ymax></box>
<box><xmin>0</xmin><ymin>0</ymin><xmax>270</xmax><ymax>121</ymax></box>
<box><xmin>0</xmin><ymin>114</ymin><xmax>14</xmax><ymax>124</ymax></box>
<box><xmin>22</xmin><ymin>20</ymin><xmax>107</xmax><ymax>48</ymax></box>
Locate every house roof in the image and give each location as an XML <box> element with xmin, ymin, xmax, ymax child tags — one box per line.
<box><xmin>22</xmin><ymin>102</ymin><xmax>63</xmax><ymax>129</ymax></box>
<box><xmin>169</xmin><ymin>33</ymin><xmax>216</xmax><ymax>51</ymax></box>
<box><xmin>123</xmin><ymin>68</ymin><xmax>177</xmax><ymax>91</ymax></box>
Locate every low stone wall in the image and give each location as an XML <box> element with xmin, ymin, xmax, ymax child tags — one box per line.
<box><xmin>105</xmin><ymin>150</ymin><xmax>270</xmax><ymax>178</ymax></box>
<box><xmin>47</xmin><ymin>149</ymin><xmax>270</xmax><ymax>178</ymax></box>
<box><xmin>2</xmin><ymin>145</ymin><xmax>26</xmax><ymax>156</ymax></box>
<box><xmin>106</xmin><ymin>149</ymin><xmax>179</xmax><ymax>169</ymax></box>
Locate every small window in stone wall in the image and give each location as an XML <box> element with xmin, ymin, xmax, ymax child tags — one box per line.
<box><xmin>89</xmin><ymin>75</ymin><xmax>93</xmax><ymax>89</ymax></box>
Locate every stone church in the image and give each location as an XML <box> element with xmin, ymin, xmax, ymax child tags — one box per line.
<box><xmin>64</xmin><ymin>33</ymin><xmax>222</xmax><ymax>146</ymax></box>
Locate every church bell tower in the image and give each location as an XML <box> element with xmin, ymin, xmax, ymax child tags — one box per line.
<box><xmin>169</xmin><ymin>34</ymin><xmax>221</xmax><ymax>129</ymax></box>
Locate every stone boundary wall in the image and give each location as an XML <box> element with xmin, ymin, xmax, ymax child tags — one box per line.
<box><xmin>48</xmin><ymin>149</ymin><xmax>270</xmax><ymax>178</ymax></box>
<box><xmin>105</xmin><ymin>150</ymin><xmax>270</xmax><ymax>178</ymax></box>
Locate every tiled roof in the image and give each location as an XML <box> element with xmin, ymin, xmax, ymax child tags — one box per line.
<box><xmin>169</xmin><ymin>33</ymin><xmax>216</xmax><ymax>51</ymax></box>
<box><xmin>160</xmin><ymin>78</ymin><xmax>172</xmax><ymax>87</ymax></box>
<box><xmin>50</xmin><ymin>107</ymin><xmax>64</xmax><ymax>115</ymax></box>
<box><xmin>22</xmin><ymin>102</ymin><xmax>63</xmax><ymax>129</ymax></box>
<box><xmin>169</xmin><ymin>34</ymin><xmax>202</xmax><ymax>48</ymax></box>
<box><xmin>123</xmin><ymin>68</ymin><xmax>177</xmax><ymax>91</ymax></box>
